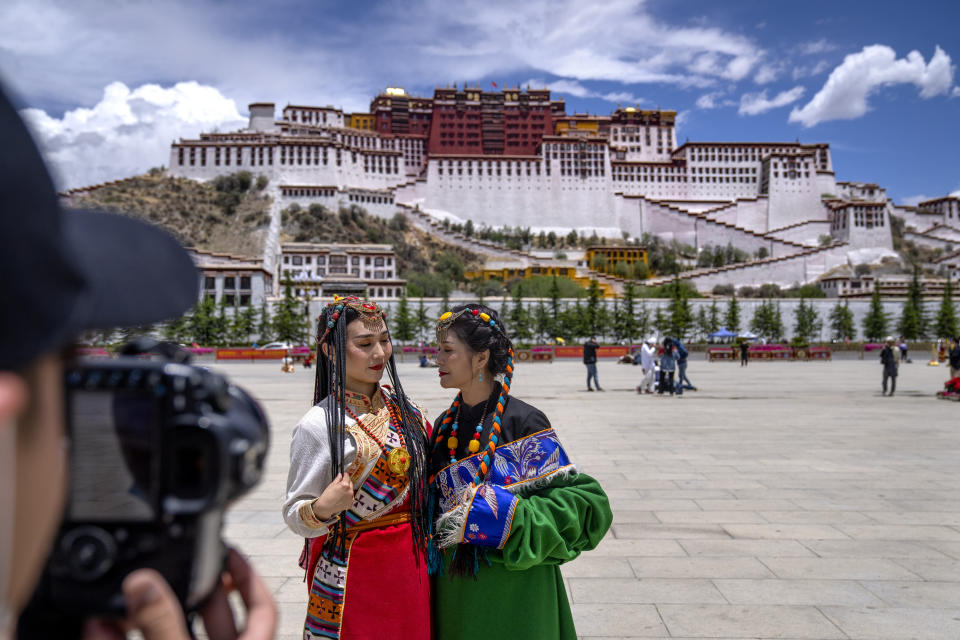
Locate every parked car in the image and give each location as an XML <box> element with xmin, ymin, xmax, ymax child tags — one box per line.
<box><xmin>258</xmin><ymin>341</ymin><xmax>293</xmax><ymax>350</ymax></box>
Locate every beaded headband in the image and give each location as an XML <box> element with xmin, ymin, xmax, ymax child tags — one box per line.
<box><xmin>435</xmin><ymin>307</ymin><xmax>501</xmax><ymax>341</ymax></box>
<box><xmin>318</xmin><ymin>295</ymin><xmax>386</xmax><ymax>343</ymax></box>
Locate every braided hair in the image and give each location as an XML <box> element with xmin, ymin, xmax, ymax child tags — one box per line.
<box><xmin>313</xmin><ymin>300</ymin><xmax>429</xmax><ymax>559</ymax></box>
<box><xmin>430</xmin><ymin>303</ymin><xmax>516</xmax><ymax>576</ymax></box>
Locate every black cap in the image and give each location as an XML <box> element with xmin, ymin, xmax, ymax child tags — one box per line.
<box><xmin>0</xmin><ymin>82</ymin><xmax>199</xmax><ymax>370</ymax></box>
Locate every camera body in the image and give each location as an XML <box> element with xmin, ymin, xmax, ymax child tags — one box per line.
<box><xmin>27</xmin><ymin>349</ymin><xmax>269</xmax><ymax>618</ymax></box>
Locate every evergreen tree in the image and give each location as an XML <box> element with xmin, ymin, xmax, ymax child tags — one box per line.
<box><xmin>934</xmin><ymin>274</ymin><xmax>958</xmax><ymax>339</ymax></box>
<box><xmin>533</xmin><ymin>300</ymin><xmax>551</xmax><ymax>344</ymax></box>
<box><xmin>415</xmin><ymin>298</ymin><xmax>430</xmax><ymax>343</ymax></box>
<box><xmin>272</xmin><ymin>276</ymin><xmax>303</xmax><ymax>343</ymax></box>
<box><xmin>585</xmin><ymin>280</ymin><xmax>602</xmax><ymax>337</ymax></box>
<box><xmin>548</xmin><ymin>276</ymin><xmax>562</xmax><ymax>330</ymax></box>
<box><xmin>653</xmin><ymin>305</ymin><xmax>669</xmax><ymax>335</ymax></box>
<box><xmin>667</xmin><ymin>279</ymin><xmax>692</xmax><ymax>340</ymax></box>
<box><xmin>187</xmin><ymin>297</ymin><xmax>217</xmax><ymax>346</ymax></box>
<box><xmin>750</xmin><ymin>300</ymin><xmax>773</xmax><ymax>340</ymax></box>
<box><xmin>257</xmin><ymin>301</ymin><xmax>274</xmax><ymax>344</ymax></box>
<box><xmin>212</xmin><ymin>298</ymin><xmax>230</xmax><ymax>346</ymax></box>
<box><xmin>708</xmin><ymin>300</ymin><xmax>721</xmax><ymax>333</ymax></box>
<box><xmin>793</xmin><ymin>297</ymin><xmax>822</xmax><ymax>343</ymax></box>
<box><xmin>773</xmin><ymin>302</ymin><xmax>785</xmax><ymax>341</ymax></box>
<box><xmin>862</xmin><ymin>288</ymin><xmax>888</xmax><ymax>341</ymax></box>
<box><xmin>898</xmin><ymin>266</ymin><xmax>926</xmax><ymax>339</ymax></box>
<box><xmin>695</xmin><ymin>305</ymin><xmax>711</xmax><ymax>341</ymax></box>
<box><xmin>636</xmin><ymin>299</ymin><xmax>651</xmax><ymax>340</ymax></box>
<box><xmin>619</xmin><ymin>281</ymin><xmax>639</xmax><ymax>343</ymax></box>
<box><xmin>392</xmin><ymin>292</ymin><xmax>416</xmax><ymax>343</ymax></box>
<box><xmin>508</xmin><ymin>284</ymin><xmax>533</xmax><ymax>343</ymax></box>
<box><xmin>440</xmin><ymin>290</ymin><xmax>451</xmax><ymax>319</ymax></box>
<box><xmin>828</xmin><ymin>299</ymin><xmax>855</xmax><ymax>341</ymax></box>
<box><xmin>724</xmin><ymin>295</ymin><xmax>741</xmax><ymax>333</ymax></box>
<box><xmin>162</xmin><ymin>313</ymin><xmax>189</xmax><ymax>344</ymax></box>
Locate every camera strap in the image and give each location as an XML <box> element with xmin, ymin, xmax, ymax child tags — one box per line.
<box><xmin>0</xmin><ymin>419</ymin><xmax>14</xmax><ymax>634</ymax></box>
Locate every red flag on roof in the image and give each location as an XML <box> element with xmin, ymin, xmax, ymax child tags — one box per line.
<box><xmin>491</xmin><ymin>81</ymin><xmax>498</xmax><ymax>89</ymax></box>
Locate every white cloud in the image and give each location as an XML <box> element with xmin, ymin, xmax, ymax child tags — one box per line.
<box><xmin>798</xmin><ymin>39</ymin><xmax>836</xmax><ymax>55</ymax></box>
<box><xmin>22</xmin><ymin>81</ymin><xmax>245</xmax><ymax>188</ymax></box>
<box><xmin>789</xmin><ymin>45</ymin><xmax>955</xmax><ymax>127</ymax></box>
<box><xmin>738</xmin><ymin>86</ymin><xmax>806</xmax><ymax>115</ymax></box>
<box><xmin>695</xmin><ymin>91</ymin><xmax>735</xmax><ymax>109</ymax></box>
<box><xmin>901</xmin><ymin>194</ymin><xmax>931</xmax><ymax>207</ymax></box>
<box><xmin>792</xmin><ymin>60</ymin><xmax>830</xmax><ymax>80</ymax></box>
<box><xmin>953</xmin><ymin>87</ymin><xmax>960</xmax><ymax>97</ymax></box>
<box><xmin>754</xmin><ymin>64</ymin><xmax>780</xmax><ymax>84</ymax></box>
<box><xmin>528</xmin><ymin>78</ymin><xmax>643</xmax><ymax>105</ymax></box>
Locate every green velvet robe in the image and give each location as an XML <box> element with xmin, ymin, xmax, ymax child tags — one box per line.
<box><xmin>431</xmin><ymin>389</ymin><xmax>613</xmax><ymax>639</ymax></box>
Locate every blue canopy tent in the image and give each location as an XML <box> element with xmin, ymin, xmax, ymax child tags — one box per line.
<box><xmin>708</xmin><ymin>327</ymin><xmax>737</xmax><ymax>339</ymax></box>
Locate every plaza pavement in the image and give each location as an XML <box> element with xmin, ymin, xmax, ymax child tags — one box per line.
<box><xmin>210</xmin><ymin>356</ymin><xmax>960</xmax><ymax>639</ymax></box>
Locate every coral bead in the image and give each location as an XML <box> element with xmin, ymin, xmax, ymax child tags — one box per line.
<box><xmin>467</xmin><ymin>439</ymin><xmax>481</xmax><ymax>453</ymax></box>
<box><xmin>447</xmin><ymin>437</ymin><xmax>459</xmax><ymax>449</ymax></box>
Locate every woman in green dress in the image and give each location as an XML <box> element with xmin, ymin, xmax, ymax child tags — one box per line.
<box><xmin>429</xmin><ymin>303</ymin><xmax>612</xmax><ymax>639</ymax></box>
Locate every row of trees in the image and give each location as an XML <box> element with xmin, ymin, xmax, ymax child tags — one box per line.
<box><xmin>861</xmin><ymin>270</ymin><xmax>957</xmax><ymax>341</ymax></box>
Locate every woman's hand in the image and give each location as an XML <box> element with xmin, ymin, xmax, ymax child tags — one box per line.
<box><xmin>312</xmin><ymin>472</ymin><xmax>355</xmax><ymax>520</ymax></box>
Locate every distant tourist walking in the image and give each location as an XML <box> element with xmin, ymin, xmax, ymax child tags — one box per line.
<box><xmin>659</xmin><ymin>339</ymin><xmax>676</xmax><ymax>395</ymax></box>
<box><xmin>638</xmin><ymin>337</ymin><xmax>656</xmax><ymax>394</ymax></box>
<box><xmin>880</xmin><ymin>335</ymin><xmax>901</xmax><ymax>396</ymax></box>
<box><xmin>948</xmin><ymin>336</ymin><xmax>960</xmax><ymax>380</ymax></box>
<box><xmin>584</xmin><ymin>336</ymin><xmax>603</xmax><ymax>391</ymax></box>
<box><xmin>899</xmin><ymin>336</ymin><xmax>910</xmax><ymax>364</ymax></box>
<box><xmin>739</xmin><ymin>340</ymin><xmax>749</xmax><ymax>366</ymax></box>
<box><xmin>672</xmin><ymin>336</ymin><xmax>696</xmax><ymax>394</ymax></box>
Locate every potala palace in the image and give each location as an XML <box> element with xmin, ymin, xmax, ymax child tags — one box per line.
<box><xmin>164</xmin><ymin>85</ymin><xmax>959</xmax><ymax>293</ymax></box>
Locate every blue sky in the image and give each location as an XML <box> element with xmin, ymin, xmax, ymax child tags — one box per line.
<box><xmin>1</xmin><ymin>0</ymin><xmax>956</xmax><ymax>201</ymax></box>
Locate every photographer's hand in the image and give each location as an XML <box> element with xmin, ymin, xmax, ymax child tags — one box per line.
<box><xmin>80</xmin><ymin>550</ymin><xmax>276</xmax><ymax>640</ymax></box>
<box><xmin>311</xmin><ymin>472</ymin><xmax>355</xmax><ymax>520</ymax></box>
<box><xmin>200</xmin><ymin>548</ymin><xmax>277</xmax><ymax>640</ymax></box>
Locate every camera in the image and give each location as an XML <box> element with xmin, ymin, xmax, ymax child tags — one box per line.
<box><xmin>20</xmin><ymin>339</ymin><xmax>269</xmax><ymax>627</ymax></box>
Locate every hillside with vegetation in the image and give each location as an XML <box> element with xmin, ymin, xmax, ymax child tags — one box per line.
<box><xmin>64</xmin><ymin>169</ymin><xmax>272</xmax><ymax>257</ymax></box>
<box><xmin>280</xmin><ymin>203</ymin><xmax>482</xmax><ymax>296</ymax></box>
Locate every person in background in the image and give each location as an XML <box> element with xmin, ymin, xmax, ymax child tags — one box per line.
<box><xmin>880</xmin><ymin>335</ymin><xmax>901</xmax><ymax>396</ymax></box>
<box><xmin>739</xmin><ymin>339</ymin><xmax>749</xmax><ymax>366</ymax></box>
<box><xmin>947</xmin><ymin>336</ymin><xmax>960</xmax><ymax>381</ymax></box>
<box><xmin>898</xmin><ymin>336</ymin><xmax>909</xmax><ymax>364</ymax></box>
<box><xmin>583</xmin><ymin>336</ymin><xmax>602</xmax><ymax>391</ymax></box>
<box><xmin>659</xmin><ymin>339</ymin><xmax>677</xmax><ymax>396</ymax></box>
<box><xmin>638</xmin><ymin>337</ymin><xmax>656</xmax><ymax>394</ymax></box>
<box><xmin>671</xmin><ymin>336</ymin><xmax>696</xmax><ymax>395</ymax></box>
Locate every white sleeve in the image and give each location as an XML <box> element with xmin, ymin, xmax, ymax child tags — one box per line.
<box><xmin>282</xmin><ymin>407</ymin><xmax>357</xmax><ymax>538</ymax></box>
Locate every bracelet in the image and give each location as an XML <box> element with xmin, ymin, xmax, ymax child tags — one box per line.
<box><xmin>300</xmin><ymin>499</ymin><xmax>340</xmax><ymax>529</ymax></box>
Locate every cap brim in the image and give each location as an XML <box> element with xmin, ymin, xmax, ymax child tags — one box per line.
<box><xmin>63</xmin><ymin>209</ymin><xmax>199</xmax><ymax>332</ymax></box>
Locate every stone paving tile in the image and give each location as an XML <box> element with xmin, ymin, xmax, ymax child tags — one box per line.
<box><xmin>712</xmin><ymin>578</ymin><xmax>885</xmax><ymax>606</ymax></box>
<box><xmin>759</xmin><ymin>557</ymin><xmax>923</xmax><ymax>580</ymax></box>
<box><xmin>722</xmin><ymin>524</ymin><xmax>850</xmax><ymax>540</ymax></box>
<box><xmin>862</xmin><ymin>511</ymin><xmax>960</xmax><ymax>525</ymax></box>
<box><xmin>861</xmin><ymin>580</ymin><xmax>960</xmax><ymax>608</ymax></box>
<box><xmin>627</xmin><ymin>557</ymin><xmax>775</xmax><ymax>579</ymax></box>
<box><xmin>694</xmin><ymin>499</ymin><xmax>801</xmax><ymax>511</ymax></box>
<box><xmin>835</xmin><ymin>523</ymin><xmax>960</xmax><ymax>540</ymax></box>
<box><xmin>888</xmin><ymin>556</ymin><xmax>960</xmax><ymax>581</ymax></box>
<box><xmin>561</xmin><ymin>556</ymin><xmax>636</xmax><ymax>578</ymax></box>
<box><xmin>654</xmin><ymin>510</ymin><xmax>768</xmax><ymax>524</ymax></box>
<box><xmin>800</xmin><ymin>539</ymin><xmax>951</xmax><ymax>559</ymax></box>
<box><xmin>679</xmin><ymin>539</ymin><xmax>816</xmax><ymax>557</ymax></box>
<box><xmin>569</xmin><ymin>577</ymin><xmax>726</xmax><ymax>604</ymax></box>
<box><xmin>586</xmin><ymin>538</ymin><xmax>689</xmax><ymax>557</ymax></box>
<box><xmin>570</xmin><ymin>604</ymin><xmax>669</xmax><ymax>637</ymax></box>
<box><xmin>657</xmin><ymin>604</ymin><xmax>846</xmax><ymax>639</ymax></box>
<box><xmin>612</xmin><ymin>509</ymin><xmax>661</xmax><ymax>523</ymax></box>
<box><xmin>819</xmin><ymin>606</ymin><xmax>960</xmax><ymax>639</ymax></box>
<box><xmin>924</xmin><ymin>541</ymin><xmax>960</xmax><ymax>559</ymax></box>
<box><xmin>612</xmin><ymin>523</ymin><xmax>731</xmax><ymax>539</ymax></box>
<box><xmin>758</xmin><ymin>510</ymin><xmax>875</xmax><ymax>524</ymax></box>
